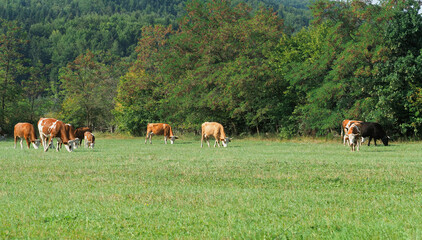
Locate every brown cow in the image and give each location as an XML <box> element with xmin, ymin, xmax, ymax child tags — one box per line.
<box><xmin>347</xmin><ymin>123</ymin><xmax>361</xmax><ymax>152</ymax></box>
<box><xmin>37</xmin><ymin>118</ymin><xmax>76</xmax><ymax>152</ymax></box>
<box><xmin>64</xmin><ymin>124</ymin><xmax>80</xmax><ymax>149</ymax></box>
<box><xmin>341</xmin><ymin>119</ymin><xmax>363</xmax><ymax>146</ymax></box>
<box><xmin>145</xmin><ymin>123</ymin><xmax>178</xmax><ymax>144</ymax></box>
<box><xmin>57</xmin><ymin>124</ymin><xmax>80</xmax><ymax>150</ymax></box>
<box><xmin>75</xmin><ymin>127</ymin><xmax>92</xmax><ymax>147</ymax></box>
<box><xmin>84</xmin><ymin>131</ymin><xmax>95</xmax><ymax>149</ymax></box>
<box><xmin>201</xmin><ymin>122</ymin><xmax>231</xmax><ymax>148</ymax></box>
<box><xmin>14</xmin><ymin>123</ymin><xmax>41</xmax><ymax>149</ymax></box>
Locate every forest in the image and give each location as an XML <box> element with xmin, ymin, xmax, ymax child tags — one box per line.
<box><xmin>0</xmin><ymin>0</ymin><xmax>421</xmax><ymax>140</ymax></box>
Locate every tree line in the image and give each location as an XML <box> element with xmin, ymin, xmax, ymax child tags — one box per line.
<box><xmin>1</xmin><ymin>0</ymin><xmax>421</xmax><ymax>140</ymax></box>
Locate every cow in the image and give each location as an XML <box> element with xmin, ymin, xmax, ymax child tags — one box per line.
<box><xmin>37</xmin><ymin>118</ymin><xmax>76</xmax><ymax>152</ymax></box>
<box><xmin>359</xmin><ymin>122</ymin><xmax>389</xmax><ymax>146</ymax></box>
<box><xmin>145</xmin><ymin>123</ymin><xmax>178</xmax><ymax>144</ymax></box>
<box><xmin>56</xmin><ymin>124</ymin><xmax>80</xmax><ymax>150</ymax></box>
<box><xmin>13</xmin><ymin>123</ymin><xmax>41</xmax><ymax>149</ymax></box>
<box><xmin>341</xmin><ymin>119</ymin><xmax>363</xmax><ymax>146</ymax></box>
<box><xmin>201</xmin><ymin>122</ymin><xmax>231</xmax><ymax>148</ymax></box>
<box><xmin>84</xmin><ymin>131</ymin><xmax>95</xmax><ymax>149</ymax></box>
<box><xmin>74</xmin><ymin>127</ymin><xmax>92</xmax><ymax>147</ymax></box>
<box><xmin>347</xmin><ymin>123</ymin><xmax>361</xmax><ymax>152</ymax></box>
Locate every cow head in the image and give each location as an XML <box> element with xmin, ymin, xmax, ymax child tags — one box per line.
<box><xmin>32</xmin><ymin>139</ymin><xmax>41</xmax><ymax>149</ymax></box>
<box><xmin>382</xmin><ymin>136</ymin><xmax>389</xmax><ymax>146</ymax></box>
<box><xmin>221</xmin><ymin>137</ymin><xmax>231</xmax><ymax>147</ymax></box>
<box><xmin>64</xmin><ymin>140</ymin><xmax>75</xmax><ymax>152</ymax></box>
<box><xmin>72</xmin><ymin>138</ymin><xmax>80</xmax><ymax>149</ymax></box>
<box><xmin>348</xmin><ymin>134</ymin><xmax>360</xmax><ymax>151</ymax></box>
<box><xmin>348</xmin><ymin>134</ymin><xmax>359</xmax><ymax>146</ymax></box>
<box><xmin>170</xmin><ymin>136</ymin><xmax>179</xmax><ymax>144</ymax></box>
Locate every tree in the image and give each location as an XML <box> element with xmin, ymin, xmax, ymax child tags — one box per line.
<box><xmin>59</xmin><ymin>50</ymin><xmax>122</xmax><ymax>130</ymax></box>
<box><xmin>375</xmin><ymin>0</ymin><xmax>422</xmax><ymax>137</ymax></box>
<box><xmin>0</xmin><ymin>19</ymin><xmax>27</xmax><ymax>131</ymax></box>
<box><xmin>115</xmin><ymin>0</ymin><xmax>285</xmax><ymax>135</ymax></box>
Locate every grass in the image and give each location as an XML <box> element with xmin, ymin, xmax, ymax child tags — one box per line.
<box><xmin>1</xmin><ymin>136</ymin><xmax>422</xmax><ymax>239</ymax></box>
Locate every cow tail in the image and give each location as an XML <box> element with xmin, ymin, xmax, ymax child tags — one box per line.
<box><xmin>340</xmin><ymin>123</ymin><xmax>343</xmax><ymax>140</ymax></box>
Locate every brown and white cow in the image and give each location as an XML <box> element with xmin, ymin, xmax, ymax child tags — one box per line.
<box><xmin>64</xmin><ymin>124</ymin><xmax>80</xmax><ymax>149</ymax></box>
<box><xmin>75</xmin><ymin>127</ymin><xmax>92</xmax><ymax>147</ymax></box>
<box><xmin>14</xmin><ymin>122</ymin><xmax>41</xmax><ymax>149</ymax></box>
<box><xmin>145</xmin><ymin>123</ymin><xmax>178</xmax><ymax>144</ymax></box>
<box><xmin>84</xmin><ymin>131</ymin><xmax>95</xmax><ymax>149</ymax></box>
<box><xmin>347</xmin><ymin>123</ymin><xmax>361</xmax><ymax>152</ymax></box>
<box><xmin>201</xmin><ymin>122</ymin><xmax>231</xmax><ymax>148</ymax></box>
<box><xmin>341</xmin><ymin>119</ymin><xmax>363</xmax><ymax>146</ymax></box>
<box><xmin>37</xmin><ymin>118</ymin><xmax>76</xmax><ymax>152</ymax></box>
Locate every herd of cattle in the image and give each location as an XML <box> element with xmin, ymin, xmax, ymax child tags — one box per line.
<box><xmin>341</xmin><ymin>120</ymin><xmax>390</xmax><ymax>151</ymax></box>
<box><xmin>13</xmin><ymin>118</ymin><xmax>94</xmax><ymax>152</ymax></box>
<box><xmin>12</xmin><ymin>119</ymin><xmax>231</xmax><ymax>152</ymax></box>
<box><xmin>11</xmin><ymin>117</ymin><xmax>388</xmax><ymax>152</ymax></box>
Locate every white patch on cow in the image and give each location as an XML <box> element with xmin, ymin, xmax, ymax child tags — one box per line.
<box><xmin>49</xmin><ymin>120</ymin><xmax>58</xmax><ymax>132</ymax></box>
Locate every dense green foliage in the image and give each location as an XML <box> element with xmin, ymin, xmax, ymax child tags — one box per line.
<box><xmin>1</xmin><ymin>138</ymin><xmax>422</xmax><ymax>238</ymax></box>
<box><xmin>0</xmin><ymin>0</ymin><xmax>310</xmax><ymax>134</ymax></box>
<box><xmin>1</xmin><ymin>0</ymin><xmax>422</xmax><ymax>140</ymax></box>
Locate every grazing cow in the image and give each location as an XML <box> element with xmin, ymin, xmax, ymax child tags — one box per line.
<box><xmin>145</xmin><ymin>123</ymin><xmax>178</xmax><ymax>144</ymax></box>
<box><xmin>360</xmin><ymin>122</ymin><xmax>389</xmax><ymax>146</ymax></box>
<box><xmin>201</xmin><ymin>122</ymin><xmax>231</xmax><ymax>148</ymax></box>
<box><xmin>75</xmin><ymin>127</ymin><xmax>92</xmax><ymax>147</ymax></box>
<box><xmin>13</xmin><ymin>123</ymin><xmax>41</xmax><ymax>149</ymax></box>
<box><xmin>37</xmin><ymin>118</ymin><xmax>76</xmax><ymax>152</ymax></box>
<box><xmin>347</xmin><ymin>123</ymin><xmax>361</xmax><ymax>152</ymax></box>
<box><xmin>84</xmin><ymin>131</ymin><xmax>95</xmax><ymax>149</ymax></box>
<box><xmin>341</xmin><ymin>119</ymin><xmax>363</xmax><ymax>146</ymax></box>
<box><xmin>57</xmin><ymin>124</ymin><xmax>80</xmax><ymax>149</ymax></box>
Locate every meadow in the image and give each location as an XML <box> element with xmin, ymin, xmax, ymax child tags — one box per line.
<box><xmin>1</xmin><ymin>136</ymin><xmax>422</xmax><ymax>239</ymax></box>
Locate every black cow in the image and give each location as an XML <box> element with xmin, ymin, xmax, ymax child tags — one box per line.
<box><xmin>360</xmin><ymin>122</ymin><xmax>389</xmax><ymax>146</ymax></box>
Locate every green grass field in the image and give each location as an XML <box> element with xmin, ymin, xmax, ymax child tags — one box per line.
<box><xmin>1</xmin><ymin>136</ymin><xmax>422</xmax><ymax>239</ymax></box>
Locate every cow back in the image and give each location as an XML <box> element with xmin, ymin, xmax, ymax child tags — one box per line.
<box><xmin>65</xmin><ymin>124</ymin><xmax>77</xmax><ymax>140</ymax></box>
<box><xmin>14</xmin><ymin>123</ymin><xmax>37</xmax><ymax>141</ymax></box>
<box><xmin>202</xmin><ymin>122</ymin><xmax>226</xmax><ymax>139</ymax></box>
<box><xmin>38</xmin><ymin>118</ymin><xmax>69</xmax><ymax>143</ymax></box>
<box><xmin>75</xmin><ymin>127</ymin><xmax>91</xmax><ymax>140</ymax></box>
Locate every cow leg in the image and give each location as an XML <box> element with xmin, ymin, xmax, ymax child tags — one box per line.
<box><xmin>374</xmin><ymin>139</ymin><xmax>377</xmax><ymax>146</ymax></box>
<box><xmin>145</xmin><ymin>131</ymin><xmax>150</xmax><ymax>144</ymax></box>
<box><xmin>164</xmin><ymin>136</ymin><xmax>167</xmax><ymax>144</ymax></box>
<box><xmin>56</xmin><ymin>138</ymin><xmax>61</xmax><ymax>152</ymax></box>
<box><xmin>20</xmin><ymin>138</ymin><xmax>24</xmax><ymax>149</ymax></box>
<box><xmin>25</xmin><ymin>137</ymin><xmax>31</xmax><ymax>149</ymax></box>
<box><xmin>39</xmin><ymin>134</ymin><xmax>46</xmax><ymax>151</ymax></box>
<box><xmin>14</xmin><ymin>136</ymin><xmax>18</xmax><ymax>149</ymax></box>
<box><xmin>343</xmin><ymin>135</ymin><xmax>348</xmax><ymax>146</ymax></box>
<box><xmin>201</xmin><ymin>135</ymin><xmax>204</xmax><ymax>148</ymax></box>
<box><xmin>367</xmin><ymin>137</ymin><xmax>372</xmax><ymax>146</ymax></box>
<box><xmin>44</xmin><ymin>137</ymin><xmax>53</xmax><ymax>152</ymax></box>
<box><xmin>148</xmin><ymin>132</ymin><xmax>153</xmax><ymax>144</ymax></box>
